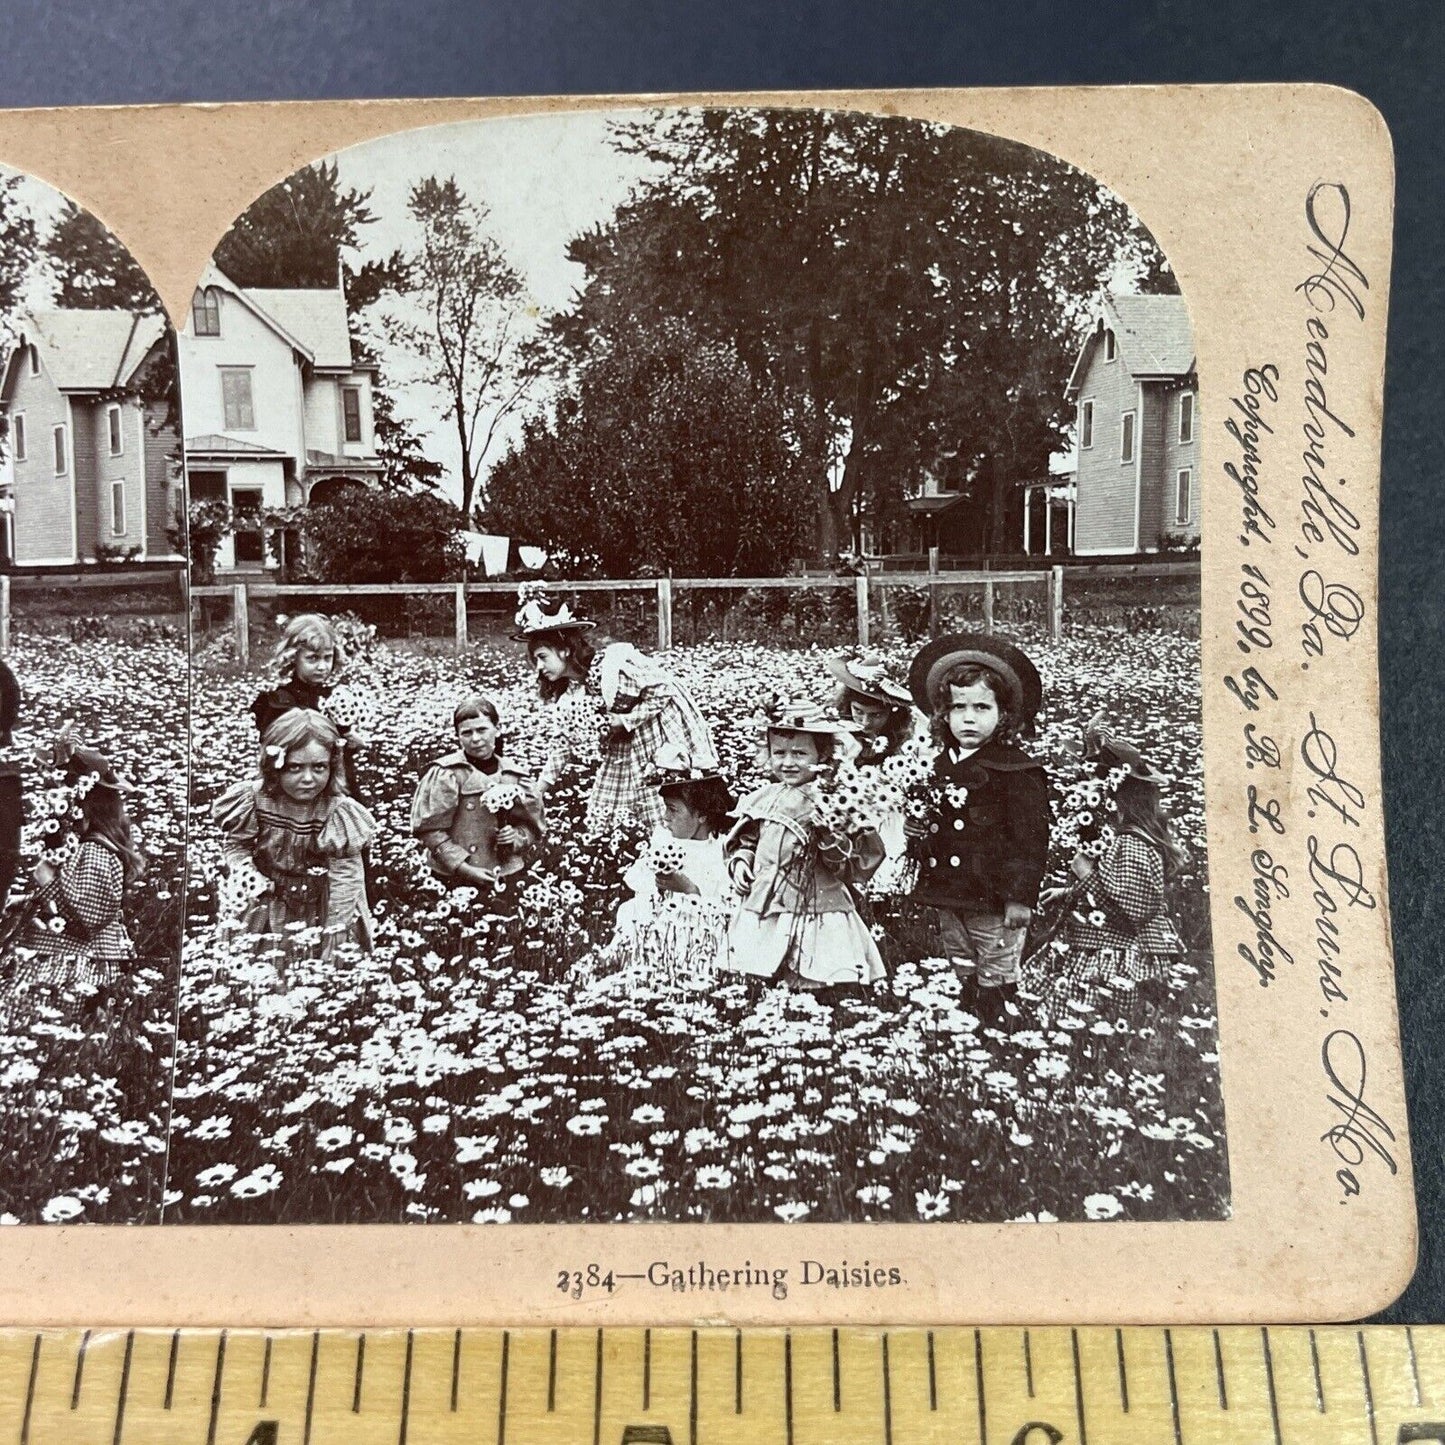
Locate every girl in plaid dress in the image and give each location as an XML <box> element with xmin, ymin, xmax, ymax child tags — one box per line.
<box><xmin>7</xmin><ymin>746</ymin><xmax>146</xmax><ymax>1008</ymax></box>
<box><xmin>513</xmin><ymin>594</ymin><xmax>717</xmax><ymax>836</ymax></box>
<box><xmin>1035</xmin><ymin>764</ymin><xmax>1187</xmax><ymax>1013</ymax></box>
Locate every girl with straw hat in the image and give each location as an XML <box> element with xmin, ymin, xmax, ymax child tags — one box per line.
<box><xmin>512</xmin><ymin>588</ymin><xmax>717</xmax><ymax>836</ymax></box>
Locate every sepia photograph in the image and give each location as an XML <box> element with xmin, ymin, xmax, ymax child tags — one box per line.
<box><xmin>172</xmin><ymin>106</ymin><xmax>1225</xmax><ymax>1228</ymax></box>
<box><xmin>0</xmin><ymin>162</ymin><xmax>188</xmax><ymax>1224</ymax></box>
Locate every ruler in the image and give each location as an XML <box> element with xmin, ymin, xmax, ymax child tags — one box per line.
<box><xmin>0</xmin><ymin>1326</ymin><xmax>1440</xmax><ymax>1444</ymax></box>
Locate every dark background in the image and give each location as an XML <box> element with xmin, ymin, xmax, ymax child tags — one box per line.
<box><xmin>1</xmin><ymin>0</ymin><xmax>1439</xmax><ymax>1320</ymax></box>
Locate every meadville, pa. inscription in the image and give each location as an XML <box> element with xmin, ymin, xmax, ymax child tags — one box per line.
<box><xmin>1224</xmin><ymin>180</ymin><xmax>1396</xmax><ymax>1202</ymax></box>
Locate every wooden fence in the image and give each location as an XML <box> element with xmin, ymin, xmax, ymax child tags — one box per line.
<box><xmin>0</xmin><ymin>568</ymin><xmax>188</xmax><ymax>656</ymax></box>
<box><xmin>189</xmin><ymin>560</ymin><xmax>1200</xmax><ymax>665</ymax></box>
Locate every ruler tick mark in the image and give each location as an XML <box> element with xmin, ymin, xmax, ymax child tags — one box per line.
<box><xmin>785</xmin><ymin>1331</ymin><xmax>795</xmax><ymax>1445</ymax></box>
<box><xmin>1023</xmin><ymin>1329</ymin><xmax>1035</xmax><ymax>1398</ymax></box>
<box><xmin>450</xmin><ymin>1328</ymin><xmax>461</xmax><ymax>1413</ymax></box>
<box><xmin>735</xmin><ymin>1330</ymin><xmax>743</xmax><ymax>1415</ymax></box>
<box><xmin>1261</xmin><ymin>1328</ymin><xmax>1282</xmax><ymax>1445</ymax></box>
<box><xmin>206</xmin><ymin>1331</ymin><xmax>228</xmax><ymax>1445</ymax></box>
<box><xmin>112</xmin><ymin>1330</ymin><xmax>134</xmax><ymax>1445</ymax></box>
<box><xmin>1072</xmin><ymin>1328</ymin><xmax>1089</xmax><ymax>1445</ymax></box>
<box><xmin>20</xmin><ymin>1334</ymin><xmax>40</xmax><ymax>1445</ymax></box>
<box><xmin>398</xmin><ymin>1330</ymin><xmax>414</xmax><ymax>1445</ymax></box>
<box><xmin>353</xmin><ymin>1332</ymin><xmax>366</xmax><ymax>1413</ymax></box>
<box><xmin>165</xmin><ymin>1328</ymin><xmax>180</xmax><ymax>1410</ymax></box>
<box><xmin>1164</xmin><ymin>1329</ymin><xmax>1182</xmax><ymax>1445</ymax></box>
<box><xmin>71</xmin><ymin>1327</ymin><xmax>91</xmax><ymax>1408</ymax></box>
<box><xmin>1309</xmin><ymin>1329</ymin><xmax>1324</xmax><ymax>1412</ymax></box>
<box><xmin>302</xmin><ymin>1330</ymin><xmax>319</xmax><ymax>1445</ymax></box>
<box><xmin>498</xmin><ymin>1331</ymin><xmax>509</xmax><ymax>1445</ymax></box>
<box><xmin>1358</xmin><ymin>1330</ymin><xmax>1379</xmax><ymax>1445</ymax></box>
<box><xmin>882</xmin><ymin>1333</ymin><xmax>894</xmax><ymax>1445</ymax></box>
<box><xmin>974</xmin><ymin>1329</ymin><xmax>988</xmax><ymax>1445</ymax></box>
<box><xmin>690</xmin><ymin>1330</ymin><xmax>699</xmax><ymax>1445</ymax></box>
<box><xmin>1408</xmin><ymin>1326</ymin><xmax>1423</xmax><ymax>1407</ymax></box>
<box><xmin>1212</xmin><ymin>1329</ymin><xmax>1228</xmax><ymax>1410</ymax></box>
<box><xmin>642</xmin><ymin>1328</ymin><xmax>650</xmax><ymax>1411</ymax></box>
<box><xmin>260</xmin><ymin>1334</ymin><xmax>272</xmax><ymax>1409</ymax></box>
<box><xmin>832</xmin><ymin>1327</ymin><xmax>841</xmax><ymax>1411</ymax></box>
<box><xmin>593</xmin><ymin>1327</ymin><xmax>604</xmax><ymax>1445</ymax></box>
<box><xmin>1115</xmin><ymin>1329</ymin><xmax>1129</xmax><ymax>1412</ymax></box>
<box><xmin>548</xmin><ymin>1328</ymin><xmax>557</xmax><ymax>1413</ymax></box>
<box><xmin>927</xmin><ymin>1330</ymin><xmax>937</xmax><ymax>1412</ymax></box>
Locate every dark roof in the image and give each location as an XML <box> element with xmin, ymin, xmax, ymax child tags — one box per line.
<box><xmin>906</xmin><ymin>494</ymin><xmax>968</xmax><ymax>514</ymax></box>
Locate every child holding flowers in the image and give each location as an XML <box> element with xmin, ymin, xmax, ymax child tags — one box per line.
<box><xmin>904</xmin><ymin>633</ymin><xmax>1051</xmax><ymax>1018</ymax></box>
<box><xmin>723</xmin><ymin>699</ymin><xmax>886</xmax><ymax>992</ymax></box>
<box><xmin>606</xmin><ymin>743</ymin><xmax>737</xmax><ymax>988</ymax></box>
<box><xmin>410</xmin><ymin>695</ymin><xmax>545</xmax><ymax>896</ymax></box>
<box><xmin>214</xmin><ymin>709</ymin><xmax>377</xmax><ymax>957</ymax></box>
<box><xmin>1030</xmin><ymin>716</ymin><xmax>1186</xmax><ymax>1011</ymax></box>
<box><xmin>5</xmin><ymin>740</ymin><xmax>146</xmax><ymax>1006</ymax></box>
<box><xmin>512</xmin><ymin>587</ymin><xmax>717</xmax><ymax>836</ymax></box>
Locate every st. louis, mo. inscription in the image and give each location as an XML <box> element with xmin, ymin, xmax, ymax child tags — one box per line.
<box><xmin>1224</xmin><ymin>179</ymin><xmax>1396</xmax><ymax>1201</ymax></box>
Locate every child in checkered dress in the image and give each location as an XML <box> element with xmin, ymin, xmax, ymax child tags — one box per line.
<box><xmin>513</xmin><ymin>593</ymin><xmax>717</xmax><ymax>836</ymax></box>
<box><xmin>7</xmin><ymin>746</ymin><xmax>146</xmax><ymax>1007</ymax></box>
<box><xmin>1038</xmin><ymin>750</ymin><xmax>1186</xmax><ymax>1013</ymax></box>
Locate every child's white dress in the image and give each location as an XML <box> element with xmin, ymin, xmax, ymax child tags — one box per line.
<box><xmin>606</xmin><ymin>829</ymin><xmax>733</xmax><ymax>989</ymax></box>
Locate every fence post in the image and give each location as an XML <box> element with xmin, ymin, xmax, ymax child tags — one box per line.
<box><xmin>928</xmin><ymin>545</ymin><xmax>940</xmax><ymax>575</ymax></box>
<box><xmin>927</xmin><ymin>579</ymin><xmax>940</xmax><ymax>639</ymax></box>
<box><xmin>231</xmin><ymin>582</ymin><xmax>249</xmax><ymax>665</ymax></box>
<box><xmin>0</xmin><ymin>575</ymin><xmax>9</xmax><ymax>658</ymax></box>
<box><xmin>1049</xmin><ymin>565</ymin><xmax>1064</xmax><ymax>641</ymax></box>
<box><xmin>855</xmin><ymin>573</ymin><xmax>870</xmax><ymax>647</ymax></box>
<box><xmin>983</xmin><ymin>577</ymin><xmax>994</xmax><ymax>632</ymax></box>
<box><xmin>454</xmin><ymin>582</ymin><xmax>468</xmax><ymax>654</ymax></box>
<box><xmin>657</xmin><ymin>576</ymin><xmax>673</xmax><ymax>651</ymax></box>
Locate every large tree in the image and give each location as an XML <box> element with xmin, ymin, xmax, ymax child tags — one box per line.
<box><xmin>383</xmin><ymin>176</ymin><xmax>538</xmax><ymax>525</ymax></box>
<box><xmin>0</xmin><ymin>176</ymin><xmax>36</xmax><ymax>316</ymax></box>
<box><xmin>553</xmin><ymin>108</ymin><xmax>1175</xmax><ymax>557</ymax></box>
<box><xmin>213</xmin><ymin>159</ymin><xmax>375</xmax><ymax>288</ymax></box>
<box><xmin>485</xmin><ymin>324</ymin><xmax>815</xmax><ymax>576</ymax></box>
<box><xmin>44</xmin><ymin>201</ymin><xmax>160</xmax><ymax>311</ymax></box>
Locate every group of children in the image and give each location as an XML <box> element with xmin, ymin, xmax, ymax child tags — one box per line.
<box><xmin>208</xmin><ymin>596</ymin><xmax>1190</xmax><ymax>1023</ymax></box>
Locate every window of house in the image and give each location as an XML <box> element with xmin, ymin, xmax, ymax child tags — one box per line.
<box><xmin>1080</xmin><ymin>399</ymin><xmax>1094</xmax><ymax>450</ymax></box>
<box><xmin>192</xmin><ymin>288</ymin><xmax>221</xmax><ymax>337</ymax></box>
<box><xmin>221</xmin><ymin>369</ymin><xmax>256</xmax><ymax>430</ymax></box>
<box><xmin>1179</xmin><ymin>390</ymin><xmax>1195</xmax><ymax>444</ymax></box>
<box><xmin>52</xmin><ymin>424</ymin><xmax>67</xmax><ymax>475</ymax></box>
<box><xmin>107</xmin><ymin>403</ymin><xmax>123</xmax><ymax>456</ymax></box>
<box><xmin>1104</xmin><ymin>329</ymin><xmax>1117</xmax><ymax>362</ymax></box>
<box><xmin>342</xmin><ymin>386</ymin><xmax>363</xmax><ymax>443</ymax></box>
<box><xmin>28</xmin><ymin>345</ymin><xmax>39</xmax><ymax>377</ymax></box>
<box><xmin>11</xmin><ymin>414</ymin><xmax>24</xmax><ymax>462</ymax></box>
<box><xmin>111</xmin><ymin>479</ymin><xmax>126</xmax><ymax>536</ymax></box>
<box><xmin>1121</xmin><ymin>409</ymin><xmax>1136</xmax><ymax>464</ymax></box>
<box><xmin>1176</xmin><ymin>468</ymin><xmax>1192</xmax><ymax>524</ymax></box>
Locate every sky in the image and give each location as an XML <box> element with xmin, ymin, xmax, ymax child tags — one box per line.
<box><xmin>329</xmin><ymin>110</ymin><xmax>658</xmax><ymax>509</ymax></box>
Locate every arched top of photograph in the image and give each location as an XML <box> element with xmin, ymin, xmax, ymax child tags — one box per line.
<box><xmin>190</xmin><ymin>105</ymin><xmax>1194</xmax><ymax>588</ymax></box>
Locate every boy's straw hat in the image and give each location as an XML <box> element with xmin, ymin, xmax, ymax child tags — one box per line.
<box><xmin>826</xmin><ymin>652</ymin><xmax>915</xmax><ymax>709</ymax></box>
<box><xmin>907</xmin><ymin>631</ymin><xmax>1043</xmax><ymax>726</ymax></box>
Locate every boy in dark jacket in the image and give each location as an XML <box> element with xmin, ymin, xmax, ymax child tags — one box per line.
<box><xmin>905</xmin><ymin>634</ymin><xmax>1051</xmax><ymax>1020</ymax></box>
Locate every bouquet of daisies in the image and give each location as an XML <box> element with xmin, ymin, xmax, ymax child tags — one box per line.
<box><xmin>642</xmin><ymin>833</ymin><xmax>689</xmax><ymax>878</ymax></box>
<box><xmin>877</xmin><ymin>736</ymin><xmax>943</xmax><ymax>859</ymax></box>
